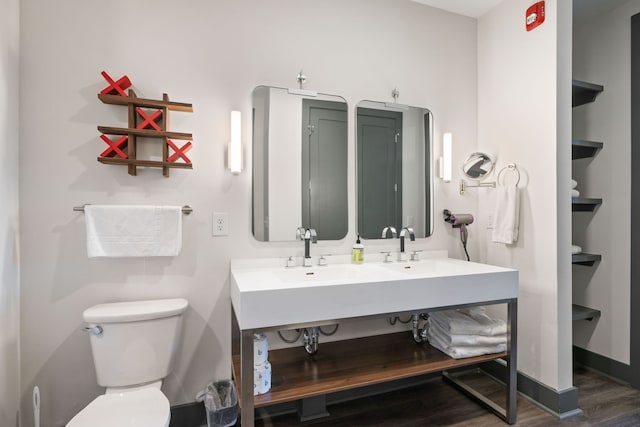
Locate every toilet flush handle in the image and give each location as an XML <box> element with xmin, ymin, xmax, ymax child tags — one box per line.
<box><xmin>82</xmin><ymin>325</ymin><xmax>103</xmax><ymax>336</ymax></box>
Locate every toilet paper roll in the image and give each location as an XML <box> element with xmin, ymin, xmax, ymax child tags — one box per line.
<box><xmin>253</xmin><ymin>333</ymin><xmax>268</xmax><ymax>366</ymax></box>
<box><xmin>253</xmin><ymin>361</ymin><xmax>272</xmax><ymax>396</ymax></box>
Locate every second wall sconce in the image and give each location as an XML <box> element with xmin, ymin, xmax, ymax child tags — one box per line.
<box><xmin>228</xmin><ymin>110</ymin><xmax>242</xmax><ymax>175</ymax></box>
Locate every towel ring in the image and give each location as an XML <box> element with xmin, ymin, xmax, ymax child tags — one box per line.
<box><xmin>497</xmin><ymin>163</ymin><xmax>520</xmax><ymax>187</ymax></box>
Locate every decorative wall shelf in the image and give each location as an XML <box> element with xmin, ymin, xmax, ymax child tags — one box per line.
<box><xmin>572</xmin><ymin>139</ymin><xmax>603</xmax><ymax>160</ymax></box>
<box><xmin>572</xmin><ymin>304</ymin><xmax>601</xmax><ymax>321</ymax></box>
<box><xmin>572</xmin><ymin>253</ymin><xmax>602</xmax><ymax>266</ymax></box>
<box><xmin>572</xmin><ymin>79</ymin><xmax>604</xmax><ymax>107</ymax></box>
<box><xmin>96</xmin><ymin>72</ymin><xmax>194</xmax><ymax>177</ymax></box>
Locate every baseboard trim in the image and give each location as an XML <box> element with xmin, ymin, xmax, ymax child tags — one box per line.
<box><xmin>169</xmin><ymin>401</ymin><xmax>206</xmax><ymax>427</ymax></box>
<box><xmin>573</xmin><ymin>345</ymin><xmax>631</xmax><ymax>384</ymax></box>
<box><xmin>479</xmin><ymin>360</ymin><xmax>580</xmax><ymax>418</ymax></box>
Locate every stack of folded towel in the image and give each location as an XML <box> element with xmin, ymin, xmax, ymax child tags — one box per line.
<box><xmin>571</xmin><ymin>179</ymin><xmax>580</xmax><ymax>198</ymax></box>
<box><xmin>427</xmin><ymin>307</ymin><xmax>507</xmax><ymax>359</ymax></box>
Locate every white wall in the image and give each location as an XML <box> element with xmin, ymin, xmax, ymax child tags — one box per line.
<box><xmin>572</xmin><ymin>0</ymin><xmax>640</xmax><ymax>364</ymax></box>
<box><xmin>478</xmin><ymin>0</ymin><xmax>574</xmax><ymax>391</ymax></box>
<box><xmin>1</xmin><ymin>0</ymin><xmax>21</xmax><ymax>425</ymax></box>
<box><xmin>18</xmin><ymin>0</ymin><xmax>478</xmax><ymax>425</ymax></box>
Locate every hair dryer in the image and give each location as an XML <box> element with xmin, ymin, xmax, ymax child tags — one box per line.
<box><xmin>443</xmin><ymin>209</ymin><xmax>474</xmax><ymax>228</ymax></box>
<box><xmin>443</xmin><ymin>209</ymin><xmax>473</xmax><ymax>261</ymax></box>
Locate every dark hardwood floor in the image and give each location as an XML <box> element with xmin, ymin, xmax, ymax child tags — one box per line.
<box><xmin>254</xmin><ymin>366</ymin><xmax>640</xmax><ymax>426</ymax></box>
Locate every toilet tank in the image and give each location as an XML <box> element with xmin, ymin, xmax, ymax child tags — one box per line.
<box><xmin>83</xmin><ymin>298</ymin><xmax>189</xmax><ymax>388</ymax></box>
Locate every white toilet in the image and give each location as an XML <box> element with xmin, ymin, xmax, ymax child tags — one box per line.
<box><xmin>67</xmin><ymin>298</ymin><xmax>189</xmax><ymax>427</ymax></box>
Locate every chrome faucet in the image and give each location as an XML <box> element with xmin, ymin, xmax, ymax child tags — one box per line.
<box><xmin>381</xmin><ymin>226</ymin><xmax>397</xmax><ymax>239</ymax></box>
<box><xmin>399</xmin><ymin>227</ymin><xmax>415</xmax><ymax>261</ymax></box>
<box><xmin>296</xmin><ymin>227</ymin><xmax>317</xmax><ymax>267</ymax></box>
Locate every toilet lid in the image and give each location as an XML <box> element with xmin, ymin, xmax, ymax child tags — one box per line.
<box><xmin>67</xmin><ymin>388</ymin><xmax>170</xmax><ymax>427</ymax></box>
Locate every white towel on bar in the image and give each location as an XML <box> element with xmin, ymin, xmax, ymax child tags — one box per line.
<box><xmin>491</xmin><ymin>184</ymin><xmax>520</xmax><ymax>244</ymax></box>
<box><xmin>85</xmin><ymin>205</ymin><xmax>182</xmax><ymax>258</ymax></box>
<box><xmin>571</xmin><ymin>179</ymin><xmax>578</xmax><ymax>189</ymax></box>
<box><xmin>429</xmin><ymin>308</ymin><xmax>507</xmax><ymax>337</ymax></box>
<box><xmin>428</xmin><ymin>318</ymin><xmax>506</xmax><ymax>346</ymax></box>
<box><xmin>571</xmin><ymin>189</ymin><xmax>580</xmax><ymax>198</ymax></box>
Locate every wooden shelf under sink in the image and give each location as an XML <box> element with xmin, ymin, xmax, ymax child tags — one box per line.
<box><xmin>231</xmin><ymin>331</ymin><xmax>507</xmax><ymax>408</ymax></box>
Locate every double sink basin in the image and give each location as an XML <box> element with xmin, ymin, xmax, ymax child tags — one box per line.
<box><xmin>230</xmin><ymin>255</ymin><xmax>518</xmax><ymax>330</ymax></box>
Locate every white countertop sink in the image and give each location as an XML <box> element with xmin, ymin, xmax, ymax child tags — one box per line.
<box><xmin>230</xmin><ymin>256</ymin><xmax>518</xmax><ymax>330</ymax></box>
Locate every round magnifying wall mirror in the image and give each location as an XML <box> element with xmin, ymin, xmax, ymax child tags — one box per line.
<box><xmin>462</xmin><ymin>152</ymin><xmax>494</xmax><ymax>180</ymax></box>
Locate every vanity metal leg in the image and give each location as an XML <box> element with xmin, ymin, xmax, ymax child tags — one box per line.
<box><xmin>506</xmin><ymin>298</ymin><xmax>518</xmax><ymax>424</ymax></box>
<box><xmin>441</xmin><ymin>299</ymin><xmax>518</xmax><ymax>424</ymax></box>
<box><xmin>240</xmin><ymin>329</ymin><xmax>255</xmax><ymax>426</ymax></box>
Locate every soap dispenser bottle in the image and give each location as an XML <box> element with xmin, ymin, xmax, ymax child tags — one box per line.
<box><xmin>352</xmin><ymin>234</ymin><xmax>364</xmax><ymax>264</ymax></box>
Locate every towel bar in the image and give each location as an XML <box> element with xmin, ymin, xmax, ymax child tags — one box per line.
<box><xmin>73</xmin><ymin>204</ymin><xmax>193</xmax><ymax>215</ymax></box>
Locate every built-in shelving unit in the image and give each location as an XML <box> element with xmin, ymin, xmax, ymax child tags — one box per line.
<box><xmin>571</xmin><ymin>80</ymin><xmax>603</xmax><ymax>325</ymax></box>
<box><xmin>572</xmin><ymin>253</ymin><xmax>602</xmax><ymax>266</ymax></box>
<box><xmin>572</xmin><ymin>139</ymin><xmax>604</xmax><ymax>160</ymax></box>
<box><xmin>572</xmin><ymin>304</ymin><xmax>601</xmax><ymax>321</ymax></box>
<box><xmin>572</xmin><ymin>197</ymin><xmax>603</xmax><ymax>212</ymax></box>
<box><xmin>572</xmin><ymin>80</ymin><xmax>604</xmax><ymax>107</ymax></box>
<box><xmin>231</xmin><ymin>332</ymin><xmax>506</xmax><ymax>408</ymax></box>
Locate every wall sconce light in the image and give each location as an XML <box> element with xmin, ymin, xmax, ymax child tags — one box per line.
<box><xmin>440</xmin><ymin>132</ymin><xmax>452</xmax><ymax>182</ymax></box>
<box><xmin>228</xmin><ymin>110</ymin><xmax>242</xmax><ymax>175</ymax></box>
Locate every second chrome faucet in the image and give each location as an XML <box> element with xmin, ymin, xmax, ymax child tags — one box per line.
<box><xmin>399</xmin><ymin>227</ymin><xmax>415</xmax><ymax>261</ymax></box>
<box><xmin>296</xmin><ymin>227</ymin><xmax>317</xmax><ymax>267</ymax></box>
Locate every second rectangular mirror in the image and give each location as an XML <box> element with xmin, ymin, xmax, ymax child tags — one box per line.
<box><xmin>356</xmin><ymin>100</ymin><xmax>433</xmax><ymax>239</ymax></box>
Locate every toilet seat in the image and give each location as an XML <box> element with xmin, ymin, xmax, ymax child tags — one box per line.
<box><xmin>67</xmin><ymin>387</ymin><xmax>170</xmax><ymax>427</ymax></box>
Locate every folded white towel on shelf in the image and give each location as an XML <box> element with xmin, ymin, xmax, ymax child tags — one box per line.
<box><xmin>429</xmin><ymin>308</ymin><xmax>507</xmax><ymax>337</ymax></box>
<box><xmin>572</xmin><ymin>189</ymin><xmax>580</xmax><ymax>198</ymax></box>
<box><xmin>491</xmin><ymin>184</ymin><xmax>520</xmax><ymax>244</ymax></box>
<box><xmin>85</xmin><ymin>205</ymin><xmax>182</xmax><ymax>258</ymax></box>
<box><xmin>572</xmin><ymin>245</ymin><xmax>583</xmax><ymax>255</ymax></box>
<box><xmin>427</xmin><ymin>331</ymin><xmax>507</xmax><ymax>359</ymax></box>
<box><xmin>428</xmin><ymin>318</ymin><xmax>506</xmax><ymax>346</ymax></box>
<box><xmin>571</xmin><ymin>179</ymin><xmax>578</xmax><ymax>189</ymax></box>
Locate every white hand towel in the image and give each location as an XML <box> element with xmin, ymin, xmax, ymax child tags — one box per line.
<box><xmin>571</xmin><ymin>245</ymin><xmax>582</xmax><ymax>255</ymax></box>
<box><xmin>429</xmin><ymin>308</ymin><xmax>507</xmax><ymax>337</ymax></box>
<box><xmin>85</xmin><ymin>205</ymin><xmax>182</xmax><ymax>257</ymax></box>
<box><xmin>571</xmin><ymin>179</ymin><xmax>578</xmax><ymax>189</ymax></box>
<box><xmin>491</xmin><ymin>184</ymin><xmax>520</xmax><ymax>244</ymax></box>
<box><xmin>427</xmin><ymin>330</ymin><xmax>507</xmax><ymax>359</ymax></box>
<box><xmin>428</xmin><ymin>318</ymin><xmax>506</xmax><ymax>346</ymax></box>
<box><xmin>571</xmin><ymin>189</ymin><xmax>580</xmax><ymax>198</ymax></box>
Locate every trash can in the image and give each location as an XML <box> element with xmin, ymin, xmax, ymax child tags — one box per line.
<box><xmin>196</xmin><ymin>379</ymin><xmax>238</xmax><ymax>427</ymax></box>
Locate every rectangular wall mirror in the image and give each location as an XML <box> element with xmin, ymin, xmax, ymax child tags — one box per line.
<box><xmin>356</xmin><ymin>100</ymin><xmax>433</xmax><ymax>239</ymax></box>
<box><xmin>252</xmin><ymin>86</ymin><xmax>348</xmax><ymax>242</ymax></box>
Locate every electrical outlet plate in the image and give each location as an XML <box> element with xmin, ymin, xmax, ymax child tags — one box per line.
<box><xmin>212</xmin><ymin>212</ymin><xmax>228</xmax><ymax>236</ymax></box>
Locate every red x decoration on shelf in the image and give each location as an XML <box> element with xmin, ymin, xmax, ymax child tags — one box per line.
<box><xmin>136</xmin><ymin>108</ymin><xmax>163</xmax><ymax>131</ymax></box>
<box><xmin>99</xmin><ymin>134</ymin><xmax>128</xmax><ymax>159</ymax></box>
<box><xmin>167</xmin><ymin>139</ymin><xmax>192</xmax><ymax>164</ymax></box>
<box><xmin>100</xmin><ymin>70</ymin><xmax>132</xmax><ymax>97</ymax></box>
